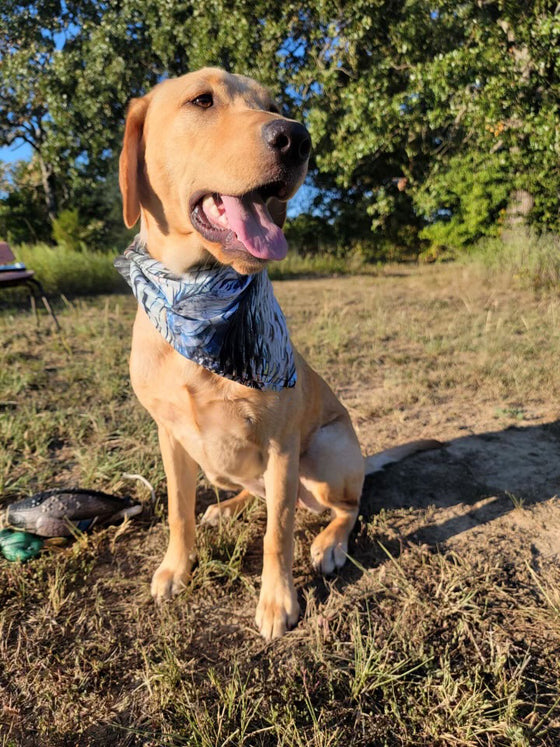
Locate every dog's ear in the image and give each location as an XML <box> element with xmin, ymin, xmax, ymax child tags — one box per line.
<box><xmin>267</xmin><ymin>197</ymin><xmax>287</xmax><ymax>229</ymax></box>
<box><xmin>119</xmin><ymin>96</ymin><xmax>150</xmax><ymax>228</ymax></box>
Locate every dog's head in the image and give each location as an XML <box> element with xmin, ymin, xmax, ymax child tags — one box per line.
<box><xmin>119</xmin><ymin>68</ymin><xmax>311</xmax><ymax>274</ymax></box>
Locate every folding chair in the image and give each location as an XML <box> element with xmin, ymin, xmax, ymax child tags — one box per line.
<box><xmin>0</xmin><ymin>241</ymin><xmax>61</xmax><ymax>331</ymax></box>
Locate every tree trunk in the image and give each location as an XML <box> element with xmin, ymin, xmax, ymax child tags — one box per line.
<box><xmin>37</xmin><ymin>155</ymin><xmax>57</xmax><ymax>223</ymax></box>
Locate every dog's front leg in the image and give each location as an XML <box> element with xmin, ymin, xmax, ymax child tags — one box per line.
<box><xmin>151</xmin><ymin>425</ymin><xmax>198</xmax><ymax>601</ymax></box>
<box><xmin>256</xmin><ymin>438</ymin><xmax>300</xmax><ymax>639</ymax></box>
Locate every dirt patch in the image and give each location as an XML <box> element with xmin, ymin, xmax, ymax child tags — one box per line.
<box><xmin>362</xmin><ymin>421</ymin><xmax>560</xmax><ymax>562</ymax></box>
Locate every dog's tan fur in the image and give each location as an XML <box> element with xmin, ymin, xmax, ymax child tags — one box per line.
<box><xmin>119</xmin><ymin>68</ymin><xmax>365</xmax><ymax>639</ymax></box>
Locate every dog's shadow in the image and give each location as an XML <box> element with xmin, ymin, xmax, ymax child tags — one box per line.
<box><xmin>305</xmin><ymin>420</ymin><xmax>560</xmax><ymax>599</ymax></box>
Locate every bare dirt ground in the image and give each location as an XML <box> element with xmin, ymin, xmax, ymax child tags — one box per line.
<box><xmin>2</xmin><ymin>261</ymin><xmax>560</xmax><ymax>745</ymax></box>
<box><xmin>364</xmin><ymin>422</ymin><xmax>560</xmax><ymax>565</ymax></box>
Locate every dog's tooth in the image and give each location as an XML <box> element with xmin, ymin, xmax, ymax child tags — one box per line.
<box><xmin>201</xmin><ymin>193</ymin><xmax>230</xmax><ymax>228</ymax></box>
<box><xmin>202</xmin><ymin>195</ymin><xmax>223</xmax><ymax>222</ymax></box>
<box><xmin>215</xmin><ymin>196</ymin><xmax>228</xmax><ymax>225</ymax></box>
<box><xmin>202</xmin><ymin>195</ymin><xmax>216</xmax><ymax>214</ymax></box>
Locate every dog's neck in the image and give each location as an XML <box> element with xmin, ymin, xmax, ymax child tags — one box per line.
<box><xmin>115</xmin><ymin>236</ymin><xmax>297</xmax><ymax>391</ymax></box>
<box><xmin>139</xmin><ymin>214</ymin><xmax>213</xmax><ymax>275</ymax></box>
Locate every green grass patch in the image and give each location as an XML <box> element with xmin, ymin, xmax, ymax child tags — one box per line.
<box><xmin>10</xmin><ymin>243</ymin><xmax>126</xmax><ymax>297</ymax></box>
<box><xmin>465</xmin><ymin>229</ymin><xmax>560</xmax><ymax>291</ymax></box>
<box><xmin>5</xmin><ymin>230</ymin><xmax>560</xmax><ymax>305</ymax></box>
<box><xmin>269</xmin><ymin>251</ymin><xmax>379</xmax><ymax>279</ymax></box>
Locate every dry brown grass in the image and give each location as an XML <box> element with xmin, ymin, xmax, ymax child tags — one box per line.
<box><xmin>1</xmin><ymin>262</ymin><xmax>560</xmax><ymax>745</ymax></box>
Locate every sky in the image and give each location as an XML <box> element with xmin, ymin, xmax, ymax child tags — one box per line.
<box><xmin>0</xmin><ymin>141</ymin><xmax>32</xmax><ymax>165</ymax></box>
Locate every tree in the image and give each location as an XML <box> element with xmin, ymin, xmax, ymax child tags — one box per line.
<box><xmin>1</xmin><ymin>0</ymin><xmax>558</xmax><ymax>252</ymax></box>
<box><xmin>0</xmin><ymin>159</ymin><xmax>51</xmax><ymax>243</ymax></box>
<box><xmin>284</xmin><ymin>0</ymin><xmax>560</xmax><ymax>248</ymax></box>
<box><xmin>0</xmin><ymin>0</ymin><xmax>158</xmax><ymax>235</ymax></box>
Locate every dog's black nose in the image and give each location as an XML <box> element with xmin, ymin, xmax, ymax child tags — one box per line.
<box><xmin>263</xmin><ymin>119</ymin><xmax>312</xmax><ymax>165</ymax></box>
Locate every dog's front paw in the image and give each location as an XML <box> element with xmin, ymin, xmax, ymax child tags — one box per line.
<box><xmin>255</xmin><ymin>580</ymin><xmax>300</xmax><ymax>640</ymax></box>
<box><xmin>151</xmin><ymin>561</ymin><xmax>191</xmax><ymax>602</ymax></box>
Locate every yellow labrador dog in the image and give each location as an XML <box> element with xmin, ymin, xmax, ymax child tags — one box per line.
<box><xmin>117</xmin><ymin>68</ymin><xmax>437</xmax><ymax>639</ymax></box>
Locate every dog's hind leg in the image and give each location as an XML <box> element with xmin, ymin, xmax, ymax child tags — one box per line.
<box><xmin>200</xmin><ymin>488</ymin><xmax>255</xmax><ymax>526</ymax></box>
<box><xmin>299</xmin><ymin>417</ymin><xmax>364</xmax><ymax>575</ymax></box>
<box><xmin>151</xmin><ymin>425</ymin><xmax>198</xmax><ymax>601</ymax></box>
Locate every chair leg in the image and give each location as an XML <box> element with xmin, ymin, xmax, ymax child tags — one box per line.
<box><xmin>40</xmin><ymin>294</ymin><xmax>61</xmax><ymax>332</ymax></box>
<box><xmin>29</xmin><ymin>291</ymin><xmax>39</xmax><ymax>327</ymax></box>
<box><xmin>26</xmin><ymin>279</ymin><xmax>61</xmax><ymax>332</ymax></box>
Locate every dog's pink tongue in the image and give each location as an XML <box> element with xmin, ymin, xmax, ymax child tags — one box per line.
<box><xmin>221</xmin><ymin>193</ymin><xmax>288</xmax><ymax>261</ymax></box>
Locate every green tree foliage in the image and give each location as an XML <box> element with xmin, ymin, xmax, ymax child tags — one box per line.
<box><xmin>0</xmin><ymin>1</ymin><xmax>558</xmax><ymax>253</ymax></box>
<box><xmin>283</xmin><ymin>0</ymin><xmax>559</xmax><ymax>250</ymax></box>
<box><xmin>412</xmin><ymin>1</ymin><xmax>560</xmax><ymax>246</ymax></box>
<box><xmin>416</xmin><ymin>151</ymin><xmax>511</xmax><ymax>249</ymax></box>
<box><xmin>0</xmin><ymin>160</ymin><xmax>51</xmax><ymax>243</ymax></box>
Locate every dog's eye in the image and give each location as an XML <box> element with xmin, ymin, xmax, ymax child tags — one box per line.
<box><xmin>268</xmin><ymin>103</ymin><xmax>280</xmax><ymax>114</ymax></box>
<box><xmin>191</xmin><ymin>93</ymin><xmax>214</xmax><ymax>109</ymax></box>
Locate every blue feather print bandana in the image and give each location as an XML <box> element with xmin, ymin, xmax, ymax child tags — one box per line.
<box><xmin>114</xmin><ymin>237</ymin><xmax>296</xmax><ymax>391</ymax></box>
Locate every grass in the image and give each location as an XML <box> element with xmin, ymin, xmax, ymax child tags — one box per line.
<box><xmin>268</xmin><ymin>251</ymin><xmax>377</xmax><ymax>280</ymax></box>
<box><xmin>4</xmin><ymin>228</ymin><xmax>558</xmax><ymax>301</ymax></box>
<box><xmin>464</xmin><ymin>229</ymin><xmax>560</xmax><ymax>291</ymax></box>
<box><xmin>1</xmin><ymin>256</ymin><xmax>560</xmax><ymax>744</ymax></box>
<box><xmin>1</xmin><ymin>242</ymin><xmax>379</xmax><ymax>306</ymax></box>
<box><xmin>11</xmin><ymin>243</ymin><xmax>126</xmax><ymax>297</ymax></box>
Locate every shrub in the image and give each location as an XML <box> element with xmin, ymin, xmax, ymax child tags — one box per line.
<box><xmin>466</xmin><ymin>229</ymin><xmax>560</xmax><ymax>291</ymax></box>
<box><xmin>51</xmin><ymin>208</ymin><xmax>104</xmax><ymax>253</ymax></box>
<box><xmin>415</xmin><ymin>151</ymin><xmax>510</xmax><ymax>251</ymax></box>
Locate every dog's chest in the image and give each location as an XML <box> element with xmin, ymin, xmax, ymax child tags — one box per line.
<box><xmin>130</xmin><ymin>330</ymin><xmax>271</xmax><ymax>487</ymax></box>
<box><xmin>183</xmin><ymin>391</ymin><xmax>268</xmax><ymax>488</ymax></box>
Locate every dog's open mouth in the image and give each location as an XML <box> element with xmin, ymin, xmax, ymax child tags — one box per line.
<box><xmin>190</xmin><ymin>188</ymin><xmax>288</xmax><ymax>262</ymax></box>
